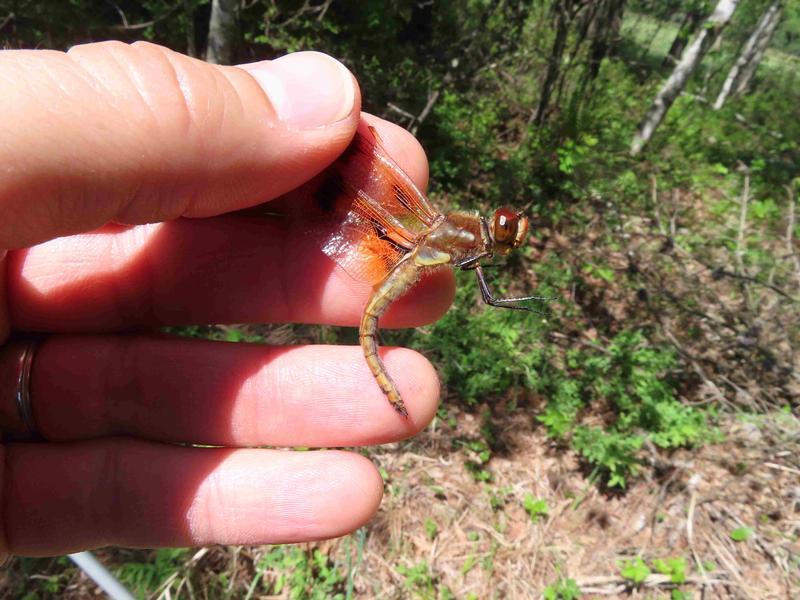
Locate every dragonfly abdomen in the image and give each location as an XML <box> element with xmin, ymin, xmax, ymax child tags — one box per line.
<box><xmin>359</xmin><ymin>256</ymin><xmax>421</xmax><ymax>417</ymax></box>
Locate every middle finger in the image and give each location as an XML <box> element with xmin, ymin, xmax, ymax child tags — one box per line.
<box><xmin>30</xmin><ymin>334</ymin><xmax>440</xmax><ymax>445</ymax></box>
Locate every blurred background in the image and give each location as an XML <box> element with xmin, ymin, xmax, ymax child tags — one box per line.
<box><xmin>1</xmin><ymin>0</ymin><xmax>798</xmax><ymax>597</ymax></box>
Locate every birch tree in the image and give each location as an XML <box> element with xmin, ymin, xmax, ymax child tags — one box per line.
<box><xmin>729</xmin><ymin>1</ymin><xmax>783</xmax><ymax>96</ymax></box>
<box><xmin>663</xmin><ymin>1</ymin><xmax>706</xmax><ymax>66</ymax></box>
<box><xmin>713</xmin><ymin>1</ymin><xmax>783</xmax><ymax>109</ymax></box>
<box><xmin>630</xmin><ymin>0</ymin><xmax>740</xmax><ymax>156</ymax></box>
<box><xmin>205</xmin><ymin>0</ymin><xmax>238</xmax><ymax>65</ymax></box>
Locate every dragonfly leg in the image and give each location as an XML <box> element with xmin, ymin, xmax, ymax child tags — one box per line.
<box><xmin>473</xmin><ymin>265</ymin><xmax>555</xmax><ymax>313</ymax></box>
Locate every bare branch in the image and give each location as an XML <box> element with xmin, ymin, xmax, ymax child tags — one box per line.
<box><xmin>0</xmin><ymin>12</ymin><xmax>14</xmax><ymax>32</ymax></box>
<box><xmin>98</xmin><ymin>2</ymin><xmax>181</xmax><ymax>31</ymax></box>
<box><xmin>410</xmin><ymin>89</ymin><xmax>441</xmax><ymax>136</ymax></box>
<box><xmin>386</xmin><ymin>103</ymin><xmax>416</xmax><ymax>123</ymax></box>
<box><xmin>786</xmin><ymin>184</ymin><xmax>799</xmax><ymax>281</ymax></box>
<box><xmin>735</xmin><ymin>166</ymin><xmax>749</xmax><ymax>275</ymax></box>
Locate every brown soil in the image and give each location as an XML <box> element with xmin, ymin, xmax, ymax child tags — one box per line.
<box><xmin>9</xmin><ymin>408</ymin><xmax>795</xmax><ymax>600</ymax></box>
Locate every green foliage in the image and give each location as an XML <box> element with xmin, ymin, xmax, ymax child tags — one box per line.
<box><xmin>653</xmin><ymin>556</ymin><xmax>689</xmax><ymax>584</ymax></box>
<box><xmin>397</xmin><ymin>561</ymin><xmax>437</xmax><ymax>600</ymax></box>
<box><xmin>522</xmin><ymin>494</ymin><xmax>550</xmax><ymax>523</ymax></box>
<box><xmin>16</xmin><ymin>559</ymin><xmax>70</xmax><ymax>597</ymax></box>
<box><xmin>430</xmin><ymin>90</ymin><xmax>503</xmax><ymax>192</ymax></box>
<box><xmin>410</xmin><ymin>260</ymin><xmax>712</xmax><ymax>489</ymax></box>
<box><xmin>617</xmin><ymin>556</ymin><xmax>651</xmax><ymax>585</ymax></box>
<box><xmin>115</xmin><ymin>549</ymin><xmax>190</xmax><ymax>598</ymax></box>
<box><xmin>572</xmin><ymin>428</ymin><xmax>644</xmax><ymax>488</ymax></box>
<box><xmin>547</xmin><ymin>330</ymin><xmax>711</xmax><ymax>487</ymax></box>
<box><xmin>543</xmin><ymin>577</ymin><xmax>582</xmax><ymax>600</ymax></box>
<box><xmin>411</xmin><ymin>272</ymin><xmax>552</xmax><ymax>404</ymax></box>
<box><xmin>424</xmin><ymin>518</ymin><xmax>439</xmax><ymax>540</ymax></box>
<box><xmin>253</xmin><ymin>547</ymin><xmax>346</xmax><ymax>600</ymax></box>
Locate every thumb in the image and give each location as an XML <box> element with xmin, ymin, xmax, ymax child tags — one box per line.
<box><xmin>0</xmin><ymin>43</ymin><xmax>360</xmax><ymax>250</ymax></box>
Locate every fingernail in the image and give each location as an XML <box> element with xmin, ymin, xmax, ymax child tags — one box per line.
<box><xmin>240</xmin><ymin>52</ymin><xmax>356</xmax><ymax>129</ymax></box>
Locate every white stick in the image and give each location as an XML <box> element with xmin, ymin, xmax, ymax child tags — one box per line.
<box><xmin>68</xmin><ymin>551</ymin><xmax>136</xmax><ymax>600</ymax></box>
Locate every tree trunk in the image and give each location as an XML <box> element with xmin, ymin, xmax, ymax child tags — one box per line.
<box><xmin>663</xmin><ymin>7</ymin><xmax>704</xmax><ymax>66</ymax></box>
<box><xmin>732</xmin><ymin>2</ymin><xmax>782</xmax><ymax>96</ymax></box>
<box><xmin>205</xmin><ymin>0</ymin><xmax>238</xmax><ymax>65</ymax></box>
<box><xmin>564</xmin><ymin>0</ymin><xmax>625</xmax><ymax>125</ymax></box>
<box><xmin>534</xmin><ymin>1</ymin><xmax>573</xmax><ymax>126</ymax></box>
<box><xmin>184</xmin><ymin>0</ymin><xmax>197</xmax><ymax>58</ymax></box>
<box><xmin>630</xmin><ymin>0</ymin><xmax>740</xmax><ymax>156</ymax></box>
<box><xmin>713</xmin><ymin>1</ymin><xmax>782</xmax><ymax>109</ymax></box>
<box><xmin>586</xmin><ymin>0</ymin><xmax>626</xmax><ymax>82</ymax></box>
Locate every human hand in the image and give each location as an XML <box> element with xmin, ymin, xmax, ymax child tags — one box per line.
<box><xmin>0</xmin><ymin>42</ymin><xmax>454</xmax><ymax>558</ymax></box>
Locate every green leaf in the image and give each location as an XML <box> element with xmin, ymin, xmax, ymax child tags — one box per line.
<box><xmin>424</xmin><ymin>518</ymin><xmax>438</xmax><ymax>540</ymax></box>
<box><xmin>618</xmin><ymin>557</ymin><xmax>651</xmax><ymax>585</ymax></box>
<box><xmin>653</xmin><ymin>557</ymin><xmax>688</xmax><ymax>583</ymax></box>
<box><xmin>543</xmin><ymin>578</ymin><xmax>582</xmax><ymax>600</ymax></box>
<box><xmin>522</xmin><ymin>494</ymin><xmax>549</xmax><ymax>523</ymax></box>
<box><xmin>729</xmin><ymin>526</ymin><xmax>753</xmax><ymax>542</ymax></box>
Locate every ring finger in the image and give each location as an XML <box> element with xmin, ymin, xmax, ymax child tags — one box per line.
<box><xmin>3</xmin><ymin>440</ymin><xmax>383</xmax><ymax>556</ymax></box>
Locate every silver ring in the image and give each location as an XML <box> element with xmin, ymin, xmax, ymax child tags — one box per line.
<box><xmin>15</xmin><ymin>339</ymin><xmax>38</xmax><ymax>436</ymax></box>
<box><xmin>0</xmin><ymin>337</ymin><xmax>41</xmax><ymax>439</ymax></box>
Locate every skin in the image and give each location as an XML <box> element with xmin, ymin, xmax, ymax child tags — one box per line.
<box><xmin>0</xmin><ymin>42</ymin><xmax>455</xmax><ymax>558</ymax></box>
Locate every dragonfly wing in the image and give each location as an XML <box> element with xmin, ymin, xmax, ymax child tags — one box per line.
<box><xmin>311</xmin><ymin>128</ymin><xmax>441</xmax><ymax>285</ymax></box>
<box><xmin>351</xmin><ymin>127</ymin><xmax>439</xmax><ymax>235</ymax></box>
<box><xmin>321</xmin><ymin>199</ymin><xmax>409</xmax><ymax>285</ymax></box>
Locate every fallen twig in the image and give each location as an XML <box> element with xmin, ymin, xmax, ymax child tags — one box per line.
<box><xmin>763</xmin><ymin>461</ymin><xmax>800</xmax><ymax>476</ymax></box>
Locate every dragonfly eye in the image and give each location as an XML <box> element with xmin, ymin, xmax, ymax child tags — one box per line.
<box><xmin>491</xmin><ymin>207</ymin><xmax>529</xmax><ymax>253</ymax></box>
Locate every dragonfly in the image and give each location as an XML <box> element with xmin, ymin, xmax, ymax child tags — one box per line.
<box><xmin>311</xmin><ymin>125</ymin><xmax>547</xmax><ymax>417</ymax></box>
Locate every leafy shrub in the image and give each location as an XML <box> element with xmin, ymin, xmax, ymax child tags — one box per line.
<box><xmin>255</xmin><ymin>547</ymin><xmax>346</xmax><ymax>600</ymax></box>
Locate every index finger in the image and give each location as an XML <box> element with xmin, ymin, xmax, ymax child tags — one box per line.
<box><xmin>0</xmin><ymin>44</ymin><xmax>359</xmax><ymax>250</ymax></box>
<box><xmin>8</xmin><ymin>116</ymin><xmax>455</xmax><ymax>330</ymax></box>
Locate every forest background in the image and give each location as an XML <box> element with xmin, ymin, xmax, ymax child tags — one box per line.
<box><xmin>1</xmin><ymin>0</ymin><xmax>798</xmax><ymax>598</ymax></box>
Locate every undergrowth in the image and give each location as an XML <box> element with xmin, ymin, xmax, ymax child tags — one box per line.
<box><xmin>400</xmin><ymin>275</ymin><xmax>713</xmax><ymax>488</ymax></box>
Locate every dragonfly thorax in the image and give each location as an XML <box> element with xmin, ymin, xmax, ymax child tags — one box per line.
<box><xmin>422</xmin><ymin>211</ymin><xmax>487</xmax><ymax>266</ymax></box>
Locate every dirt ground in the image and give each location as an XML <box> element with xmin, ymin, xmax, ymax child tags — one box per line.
<box><xmin>16</xmin><ymin>406</ymin><xmax>794</xmax><ymax>600</ymax></box>
<box><xmin>344</xmin><ymin>407</ymin><xmax>799</xmax><ymax>599</ymax></box>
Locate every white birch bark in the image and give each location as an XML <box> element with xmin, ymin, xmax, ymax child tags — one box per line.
<box><xmin>630</xmin><ymin>0</ymin><xmax>740</xmax><ymax>156</ymax></box>
<box><xmin>205</xmin><ymin>0</ymin><xmax>238</xmax><ymax>65</ymax></box>
<box><xmin>713</xmin><ymin>1</ymin><xmax>782</xmax><ymax>109</ymax></box>
<box><xmin>732</xmin><ymin>2</ymin><xmax>783</xmax><ymax>96</ymax></box>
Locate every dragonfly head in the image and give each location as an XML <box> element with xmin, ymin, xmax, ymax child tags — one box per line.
<box><xmin>490</xmin><ymin>207</ymin><xmax>529</xmax><ymax>255</ymax></box>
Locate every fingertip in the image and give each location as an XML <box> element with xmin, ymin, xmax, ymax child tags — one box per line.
<box><xmin>332</xmin><ymin>451</ymin><xmax>385</xmax><ymax>528</ymax></box>
<box><xmin>262</xmin><ymin>450</ymin><xmax>384</xmax><ymax>542</ymax></box>
<box><xmin>187</xmin><ymin>448</ymin><xmax>386</xmax><ymax>544</ymax></box>
<box><xmin>384</xmin><ymin>347</ymin><xmax>441</xmax><ymax>435</ymax></box>
<box><xmin>237</xmin><ymin>51</ymin><xmax>359</xmax><ymax>131</ymax></box>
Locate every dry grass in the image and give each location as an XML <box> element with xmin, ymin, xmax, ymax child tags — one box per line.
<box><xmin>7</xmin><ymin>407</ymin><xmax>796</xmax><ymax>599</ymax></box>
<box><xmin>350</xmin><ymin>408</ymin><xmax>799</xmax><ymax>599</ymax></box>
